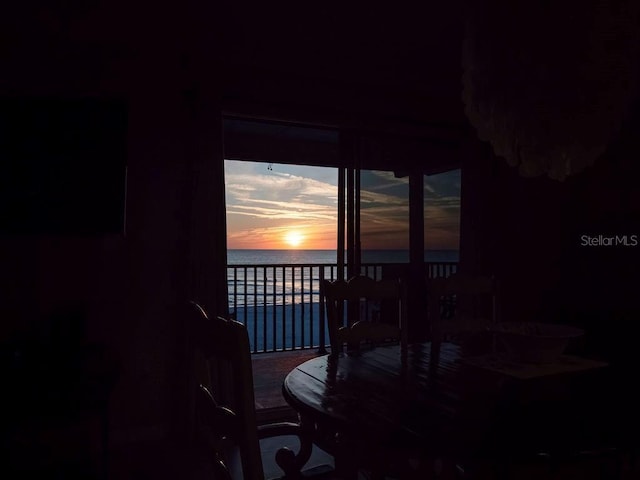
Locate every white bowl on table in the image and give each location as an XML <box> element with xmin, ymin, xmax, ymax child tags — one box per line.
<box><xmin>491</xmin><ymin>322</ymin><xmax>585</xmax><ymax>364</ymax></box>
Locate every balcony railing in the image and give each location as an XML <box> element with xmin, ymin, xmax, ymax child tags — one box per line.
<box><xmin>227</xmin><ymin>262</ymin><xmax>458</xmax><ymax>354</ymax></box>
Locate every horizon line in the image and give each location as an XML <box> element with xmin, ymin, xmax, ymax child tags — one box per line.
<box><xmin>227</xmin><ymin>247</ymin><xmax>460</xmax><ymax>251</ymax></box>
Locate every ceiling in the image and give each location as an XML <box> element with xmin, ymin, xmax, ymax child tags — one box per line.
<box><xmin>1</xmin><ymin>1</ymin><xmax>469</xmax><ymax>130</ymax></box>
<box><xmin>220</xmin><ymin>1</ymin><xmax>468</xmax><ymax>129</ymax></box>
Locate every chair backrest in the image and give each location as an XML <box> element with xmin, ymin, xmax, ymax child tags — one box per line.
<box><xmin>187</xmin><ymin>302</ymin><xmax>264</xmax><ymax>480</ymax></box>
<box><xmin>426</xmin><ymin>273</ymin><xmax>499</xmax><ymax>352</ymax></box>
<box><xmin>195</xmin><ymin>383</ymin><xmax>236</xmax><ymax>480</ymax></box>
<box><xmin>322</xmin><ymin>275</ymin><xmax>408</xmax><ymax>354</ymax></box>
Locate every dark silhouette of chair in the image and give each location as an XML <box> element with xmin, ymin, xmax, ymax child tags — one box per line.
<box><xmin>321</xmin><ymin>275</ymin><xmax>407</xmax><ymax>355</ymax></box>
<box><xmin>426</xmin><ymin>273</ymin><xmax>499</xmax><ymax>357</ymax></box>
<box><xmin>187</xmin><ymin>302</ymin><xmax>333</xmax><ymax>480</ymax></box>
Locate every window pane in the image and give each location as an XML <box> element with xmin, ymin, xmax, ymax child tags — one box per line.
<box><xmin>424</xmin><ymin>169</ymin><xmax>460</xmax><ymax>263</ymax></box>
<box><xmin>360</xmin><ymin>170</ymin><xmax>410</xmax><ymax>263</ymax></box>
<box><xmin>225</xmin><ymin>160</ymin><xmax>338</xmax><ymax>250</ymax></box>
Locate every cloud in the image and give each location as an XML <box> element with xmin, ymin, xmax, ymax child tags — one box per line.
<box><xmin>225</xmin><ymin>160</ymin><xmax>340</xmax><ymax>248</ymax></box>
<box><xmin>226</xmin><ymin>170</ymin><xmax>336</xmax><ymax>203</ymax></box>
<box><xmin>228</xmin><ymin>203</ymin><xmax>335</xmax><ymax>221</ymax></box>
<box><xmin>225</xmin><ymin>160</ymin><xmax>460</xmax><ymax>250</ymax></box>
<box><xmin>365</xmin><ymin>171</ymin><xmax>410</xmax><ymax>191</ymax></box>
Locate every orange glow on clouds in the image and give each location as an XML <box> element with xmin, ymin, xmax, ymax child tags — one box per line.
<box><xmin>224</xmin><ymin>160</ymin><xmax>460</xmax><ymax>251</ymax></box>
<box><xmin>225</xmin><ymin>160</ymin><xmax>339</xmax><ymax>250</ymax></box>
<box><xmin>226</xmin><ymin>223</ymin><xmax>337</xmax><ymax>250</ymax></box>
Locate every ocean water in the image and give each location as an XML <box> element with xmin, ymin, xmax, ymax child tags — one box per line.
<box><xmin>226</xmin><ymin>249</ymin><xmax>458</xmax><ymax>352</ymax></box>
<box><xmin>227</xmin><ymin>249</ymin><xmax>458</xmax><ymax>308</ymax></box>
<box><xmin>228</xmin><ymin>249</ymin><xmax>459</xmax><ymax>265</ymax></box>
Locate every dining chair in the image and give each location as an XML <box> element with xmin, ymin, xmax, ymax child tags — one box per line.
<box><xmin>426</xmin><ymin>272</ymin><xmax>499</xmax><ymax>357</ymax></box>
<box><xmin>321</xmin><ymin>275</ymin><xmax>408</xmax><ymax>355</ymax></box>
<box><xmin>186</xmin><ymin>302</ymin><xmax>334</xmax><ymax>480</ymax></box>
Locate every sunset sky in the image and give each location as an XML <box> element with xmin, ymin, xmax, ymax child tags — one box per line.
<box><xmin>224</xmin><ymin>160</ymin><xmax>460</xmax><ymax>251</ymax></box>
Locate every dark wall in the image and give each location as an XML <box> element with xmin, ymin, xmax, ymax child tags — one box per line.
<box><xmin>460</xmin><ymin>104</ymin><xmax>640</xmax><ymax>364</ymax></box>
<box><xmin>553</xmin><ymin>103</ymin><xmax>640</xmax><ymax>362</ymax></box>
<box><xmin>1</xmin><ymin>0</ymin><xmax>227</xmax><ymax>463</ymax></box>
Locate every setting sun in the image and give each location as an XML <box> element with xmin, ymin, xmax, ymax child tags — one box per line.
<box><xmin>284</xmin><ymin>231</ymin><xmax>305</xmax><ymax>248</ymax></box>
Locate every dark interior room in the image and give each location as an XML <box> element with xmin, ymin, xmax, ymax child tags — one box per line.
<box><xmin>2</xmin><ymin>0</ymin><xmax>639</xmax><ymax>478</ymax></box>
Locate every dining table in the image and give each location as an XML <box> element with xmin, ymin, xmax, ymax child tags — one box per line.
<box><xmin>282</xmin><ymin>342</ymin><xmax>618</xmax><ymax>477</ymax></box>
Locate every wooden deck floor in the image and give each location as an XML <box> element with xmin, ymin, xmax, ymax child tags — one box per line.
<box><xmin>252</xmin><ymin>349</ymin><xmax>323</xmax><ymax>422</ymax></box>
